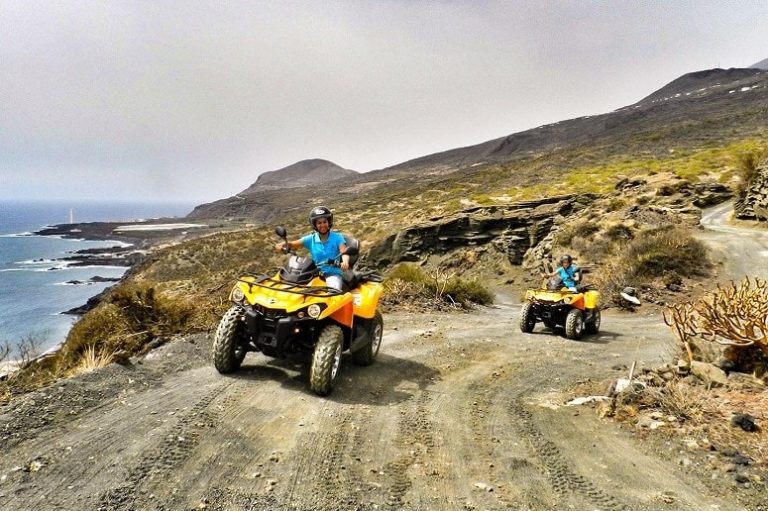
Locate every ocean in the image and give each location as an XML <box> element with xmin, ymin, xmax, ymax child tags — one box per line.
<box><xmin>0</xmin><ymin>200</ymin><xmax>195</xmax><ymax>359</ymax></box>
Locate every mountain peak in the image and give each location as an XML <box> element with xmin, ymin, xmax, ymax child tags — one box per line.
<box><xmin>239</xmin><ymin>159</ymin><xmax>358</xmax><ymax>194</ymax></box>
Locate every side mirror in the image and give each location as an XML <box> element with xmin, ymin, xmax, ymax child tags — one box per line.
<box><xmin>275</xmin><ymin>226</ymin><xmax>287</xmax><ymax>239</ymax></box>
<box><xmin>343</xmin><ymin>245</ymin><xmax>359</xmax><ymax>257</ymax></box>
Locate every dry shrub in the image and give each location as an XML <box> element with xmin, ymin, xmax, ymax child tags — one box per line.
<box><xmin>597</xmin><ymin>227</ymin><xmax>708</xmax><ymax>302</ymax></box>
<box><xmin>604</xmin><ymin>197</ymin><xmax>627</xmax><ymax>212</ymax></box>
<box><xmin>662</xmin><ymin>271</ymin><xmax>683</xmax><ymax>288</ymax></box>
<box><xmin>641</xmin><ymin>381</ymin><xmax>707</xmax><ymax>421</ymax></box>
<box><xmin>664</xmin><ymin>277</ymin><xmax>768</xmax><ymax>371</ymax></box>
<box><xmin>629</xmin><ymin>228</ymin><xmax>708</xmax><ymax>277</ymax></box>
<box><xmin>604</xmin><ymin>223</ymin><xmax>634</xmax><ymax>242</ymax></box>
<box><xmin>60</xmin><ymin>282</ymin><xmax>197</xmax><ymax>371</ymax></box>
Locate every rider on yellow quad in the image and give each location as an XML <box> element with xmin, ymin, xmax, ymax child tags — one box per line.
<box><xmin>212</xmin><ymin>208</ymin><xmax>384</xmax><ymax>396</ymax></box>
<box><xmin>520</xmin><ymin>255</ymin><xmax>600</xmax><ymax>340</ymax></box>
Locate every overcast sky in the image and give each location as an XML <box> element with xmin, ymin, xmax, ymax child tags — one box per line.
<box><xmin>1</xmin><ymin>1</ymin><xmax>766</xmax><ymax>203</ymax></box>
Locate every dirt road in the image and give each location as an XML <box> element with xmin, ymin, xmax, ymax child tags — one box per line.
<box><xmin>0</xmin><ymin>204</ymin><xmax>761</xmax><ymax>511</ymax></box>
<box><xmin>699</xmin><ymin>201</ymin><xmax>768</xmax><ymax>281</ymax></box>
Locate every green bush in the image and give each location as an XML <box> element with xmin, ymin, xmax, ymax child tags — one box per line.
<box><xmin>627</xmin><ymin>228</ymin><xmax>708</xmax><ymax>278</ymax></box>
<box><xmin>735</xmin><ymin>147</ymin><xmax>766</xmax><ymax>194</ymax></box>
<box><xmin>384</xmin><ymin>264</ymin><xmax>494</xmax><ymax>306</ymax></box>
<box><xmin>442</xmin><ymin>277</ymin><xmax>494</xmax><ymax>305</ymax></box>
<box><xmin>596</xmin><ymin>227</ymin><xmax>709</xmax><ymax>301</ymax></box>
<box><xmin>604</xmin><ymin>224</ymin><xmax>634</xmax><ymax>241</ymax></box>
<box><xmin>553</xmin><ymin>220</ymin><xmax>601</xmax><ymax>246</ymax></box>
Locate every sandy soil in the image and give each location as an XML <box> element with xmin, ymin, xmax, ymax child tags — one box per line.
<box><xmin>0</xmin><ymin>203</ymin><xmax>763</xmax><ymax>511</ymax></box>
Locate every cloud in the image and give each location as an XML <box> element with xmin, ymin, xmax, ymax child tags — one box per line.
<box><xmin>1</xmin><ymin>0</ymin><xmax>766</xmax><ymax>201</ymax></box>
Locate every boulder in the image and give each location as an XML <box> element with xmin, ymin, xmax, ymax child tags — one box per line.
<box><xmin>730</xmin><ymin>413</ymin><xmax>758</xmax><ymax>432</ymax></box>
<box><xmin>691</xmin><ymin>182</ymin><xmax>732</xmax><ymax>208</ymax></box>
<box><xmin>690</xmin><ymin>360</ymin><xmax>728</xmax><ymax>387</ymax></box>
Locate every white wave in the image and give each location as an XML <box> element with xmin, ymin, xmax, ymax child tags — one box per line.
<box><xmin>64</xmin><ymin>265</ymin><xmax>129</xmax><ymax>270</ymax></box>
<box><xmin>1</xmin><ymin>263</ymin><xmax>70</xmax><ymax>272</ymax></box>
<box><xmin>15</xmin><ymin>258</ymin><xmax>59</xmax><ymax>266</ymax></box>
<box><xmin>0</xmin><ymin>232</ymin><xmax>34</xmax><ymax>238</ymax></box>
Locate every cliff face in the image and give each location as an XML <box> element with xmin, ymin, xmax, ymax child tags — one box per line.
<box><xmin>735</xmin><ymin>159</ymin><xmax>768</xmax><ymax>221</ymax></box>
<box><xmin>367</xmin><ymin>195</ymin><xmax>599</xmax><ymax>267</ymax></box>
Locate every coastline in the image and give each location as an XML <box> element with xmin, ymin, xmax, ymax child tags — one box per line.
<box><xmin>32</xmin><ymin>222</ymin><xmax>148</xmax><ymax>317</ymax></box>
<box><xmin>1</xmin><ymin>217</ymin><xmax>202</xmax><ymax>378</ymax></box>
<box><xmin>32</xmin><ymin>218</ymin><xmax>208</xmax><ymax>316</ymax></box>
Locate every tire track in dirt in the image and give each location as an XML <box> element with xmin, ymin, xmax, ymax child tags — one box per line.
<box><xmin>295</xmin><ymin>412</ymin><xmax>359</xmax><ymax>510</ymax></box>
<box><xmin>507</xmin><ymin>398</ymin><xmax>629</xmax><ymax>511</ymax></box>
<box><xmin>0</xmin><ymin>366</ymin><xmax>163</xmax><ymax>451</ymax></box>
<box><xmin>383</xmin><ymin>392</ymin><xmax>436</xmax><ymax>509</ymax></box>
<box><xmin>441</xmin><ymin>362</ymin><xmax>557</xmax><ymax>511</ymax></box>
<box><xmin>96</xmin><ymin>380</ymin><xmax>231</xmax><ymax>510</ymax></box>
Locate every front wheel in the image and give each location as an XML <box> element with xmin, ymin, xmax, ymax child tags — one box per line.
<box><xmin>310</xmin><ymin>324</ymin><xmax>344</xmax><ymax>396</ymax></box>
<box><xmin>352</xmin><ymin>311</ymin><xmax>383</xmax><ymax>366</ymax></box>
<box><xmin>519</xmin><ymin>302</ymin><xmax>536</xmax><ymax>333</ymax></box>
<box><xmin>564</xmin><ymin>308</ymin><xmax>584</xmax><ymax>340</ymax></box>
<box><xmin>212</xmin><ymin>306</ymin><xmax>247</xmax><ymax>373</ymax></box>
<box><xmin>585</xmin><ymin>308</ymin><xmax>601</xmax><ymax>334</ymax></box>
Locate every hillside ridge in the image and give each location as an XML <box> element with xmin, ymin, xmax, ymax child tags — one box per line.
<box><xmin>239</xmin><ymin>158</ymin><xmax>358</xmax><ymax>194</ymax></box>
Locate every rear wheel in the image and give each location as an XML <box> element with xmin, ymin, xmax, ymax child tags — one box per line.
<box><xmin>352</xmin><ymin>311</ymin><xmax>383</xmax><ymax>366</ymax></box>
<box><xmin>310</xmin><ymin>325</ymin><xmax>344</xmax><ymax>396</ymax></box>
<box><xmin>519</xmin><ymin>302</ymin><xmax>536</xmax><ymax>333</ymax></box>
<box><xmin>585</xmin><ymin>308</ymin><xmax>601</xmax><ymax>334</ymax></box>
<box><xmin>212</xmin><ymin>306</ymin><xmax>247</xmax><ymax>373</ymax></box>
<box><xmin>565</xmin><ymin>308</ymin><xmax>584</xmax><ymax>340</ymax></box>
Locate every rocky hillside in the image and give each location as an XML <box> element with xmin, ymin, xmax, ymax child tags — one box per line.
<box><xmin>188</xmin><ymin>159</ymin><xmax>357</xmax><ymax>219</ymax></box>
<box><xmin>239</xmin><ymin>159</ymin><xmax>357</xmax><ymax>194</ymax></box>
<box><xmin>751</xmin><ymin>57</ymin><xmax>768</xmax><ymax>70</ymax></box>
<box><xmin>188</xmin><ymin>67</ymin><xmax>768</xmax><ymax>224</ymax></box>
<box><xmin>735</xmin><ymin>157</ymin><xmax>768</xmax><ymax>220</ymax></box>
<box><xmin>637</xmin><ymin>68</ymin><xmax>763</xmax><ymax>103</ymax></box>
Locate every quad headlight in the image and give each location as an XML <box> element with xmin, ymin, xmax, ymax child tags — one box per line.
<box><xmin>231</xmin><ymin>287</ymin><xmax>245</xmax><ymax>303</ymax></box>
<box><xmin>307</xmin><ymin>304</ymin><xmax>323</xmax><ymax>318</ymax></box>
<box><xmin>562</xmin><ymin>296</ymin><xmax>572</xmax><ymax>304</ymax></box>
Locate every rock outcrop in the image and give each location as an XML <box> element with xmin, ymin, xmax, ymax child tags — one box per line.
<box><xmin>367</xmin><ymin>195</ymin><xmax>598</xmax><ymax>266</ymax></box>
<box><xmin>735</xmin><ymin>159</ymin><xmax>768</xmax><ymax>220</ymax></box>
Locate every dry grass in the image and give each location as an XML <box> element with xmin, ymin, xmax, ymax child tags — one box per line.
<box><xmin>612</xmin><ymin>378</ymin><xmax>768</xmax><ymax>465</ymax></box>
<box><xmin>67</xmin><ymin>346</ymin><xmax>114</xmax><ymax>376</ymax></box>
<box><xmin>704</xmin><ymin>389</ymin><xmax>768</xmax><ymax>464</ymax></box>
<box><xmin>641</xmin><ymin>381</ymin><xmax>708</xmax><ymax>421</ymax></box>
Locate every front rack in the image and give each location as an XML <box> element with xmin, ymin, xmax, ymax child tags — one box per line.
<box><xmin>237</xmin><ymin>272</ymin><xmax>344</xmax><ymax>297</ymax></box>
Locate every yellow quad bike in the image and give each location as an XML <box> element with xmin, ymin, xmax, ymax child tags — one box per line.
<box><xmin>212</xmin><ymin>226</ymin><xmax>384</xmax><ymax>396</ymax></box>
<box><xmin>520</xmin><ymin>278</ymin><xmax>601</xmax><ymax>340</ymax></box>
